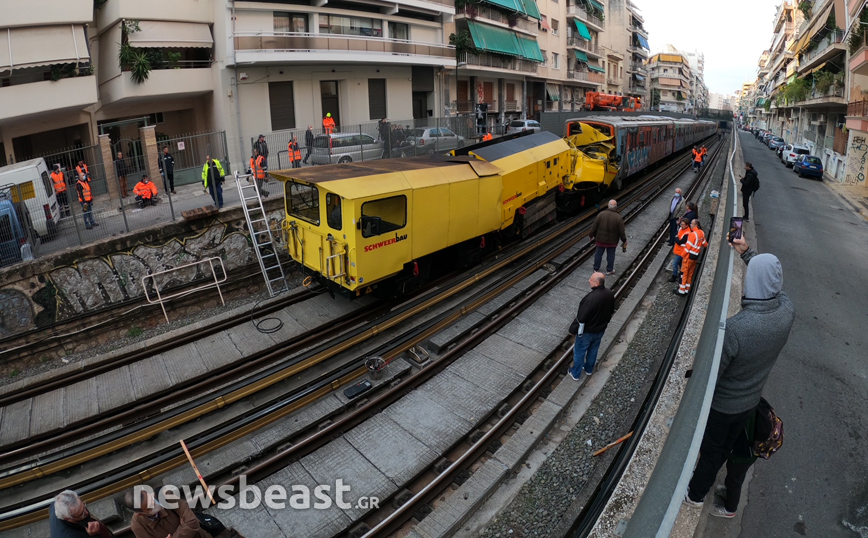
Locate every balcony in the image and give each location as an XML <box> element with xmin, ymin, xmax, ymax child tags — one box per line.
<box><xmin>566</xmin><ymin>37</ymin><xmax>602</xmax><ymax>57</ymax></box>
<box><xmin>845</xmin><ymin>100</ymin><xmax>868</xmax><ymax>131</ymax></box>
<box><xmin>96</xmin><ymin>0</ymin><xmax>214</xmax><ymax>31</ymax></box>
<box><xmin>628</xmin><ymin>45</ymin><xmax>649</xmax><ymax>57</ymax></box>
<box><xmin>800</xmin><ymin>30</ymin><xmax>845</xmax><ymax>72</ymax></box>
<box><xmin>607</xmin><ymin>77</ymin><xmax>620</xmax><ymax>86</ymax></box>
<box><xmin>627</xmin><ymin>62</ymin><xmax>647</xmax><ymax>73</ymax></box>
<box><xmin>456</xmin><ymin>6</ymin><xmax>537</xmax><ymax>34</ymax></box>
<box><xmin>627</xmin><ymin>84</ymin><xmax>645</xmax><ymax>94</ymax></box>
<box><xmin>565</xmin><ymin>4</ymin><xmax>604</xmax><ymax>32</ymax></box>
<box><xmin>566</xmin><ymin>70</ymin><xmax>605</xmax><ymax>85</ymax></box>
<box><xmin>0</xmin><ymin>75</ymin><xmax>97</xmax><ymax>122</ymax></box>
<box><xmin>458</xmin><ymin>51</ymin><xmax>538</xmax><ymax>73</ymax></box>
<box><xmin>630</xmin><ymin>24</ymin><xmax>648</xmax><ymax>38</ymax></box>
<box><xmin>3</xmin><ymin>0</ymin><xmax>91</xmax><ymax>26</ymax></box>
<box><xmin>234</xmin><ymin>33</ymin><xmax>456</xmax><ymax>67</ymax></box>
<box><xmin>99</xmin><ymin>66</ymin><xmax>213</xmax><ymax>108</ymax></box>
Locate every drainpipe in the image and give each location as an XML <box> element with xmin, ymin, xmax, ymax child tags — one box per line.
<box><xmin>230</xmin><ymin>1</ymin><xmax>245</xmax><ymax>165</ymax></box>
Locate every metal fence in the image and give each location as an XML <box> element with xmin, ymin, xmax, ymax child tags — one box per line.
<box><xmin>158</xmin><ymin>131</ymin><xmax>231</xmax><ymax>188</ymax></box>
<box><xmin>0</xmin><ymin>184</ymin><xmax>41</xmax><ymax>268</ymax></box>
<box><xmin>251</xmin><ymin>116</ymin><xmax>478</xmax><ymax>172</ymax></box>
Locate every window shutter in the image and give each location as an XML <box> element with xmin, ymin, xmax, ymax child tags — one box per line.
<box><xmin>368</xmin><ymin>79</ymin><xmax>387</xmax><ymax>120</ymax></box>
<box><xmin>268</xmin><ymin>81</ymin><xmax>296</xmax><ymax>131</ymax></box>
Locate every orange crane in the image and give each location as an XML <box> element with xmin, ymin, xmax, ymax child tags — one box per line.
<box><xmin>583</xmin><ymin>92</ymin><xmax>642</xmax><ymax>112</ymax></box>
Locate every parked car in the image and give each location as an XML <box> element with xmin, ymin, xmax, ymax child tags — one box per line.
<box><xmin>760</xmin><ymin>132</ymin><xmax>773</xmax><ymax>145</ymax></box>
<box><xmin>793</xmin><ymin>154</ymin><xmax>824</xmax><ymax>178</ymax></box>
<box><xmin>768</xmin><ymin>137</ymin><xmax>785</xmax><ymax>151</ymax></box>
<box><xmin>309</xmin><ymin>133</ymin><xmax>384</xmax><ymax>165</ymax></box>
<box><xmin>405</xmin><ymin>127</ymin><xmax>465</xmax><ymax>155</ymax></box>
<box><xmin>505</xmin><ymin>120</ymin><xmax>541</xmax><ymax>135</ymax></box>
<box><xmin>781</xmin><ymin>144</ymin><xmax>810</xmax><ymax>166</ymax></box>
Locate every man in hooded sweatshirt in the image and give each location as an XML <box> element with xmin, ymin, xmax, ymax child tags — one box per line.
<box><xmin>684</xmin><ymin>235</ymin><xmax>795</xmax><ymax>518</ymax></box>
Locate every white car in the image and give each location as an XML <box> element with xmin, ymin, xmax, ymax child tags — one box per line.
<box><xmin>781</xmin><ymin>144</ymin><xmax>810</xmax><ymax>167</ymax></box>
<box><xmin>505</xmin><ymin>120</ymin><xmax>541</xmax><ymax>135</ymax></box>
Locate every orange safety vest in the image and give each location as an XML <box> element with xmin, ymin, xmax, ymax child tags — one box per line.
<box><xmin>76</xmin><ymin>164</ymin><xmax>89</xmax><ymax>180</ymax></box>
<box><xmin>289</xmin><ymin>141</ymin><xmax>302</xmax><ymax>161</ymax></box>
<box><xmin>323</xmin><ymin>117</ymin><xmax>335</xmax><ymax>134</ymax></box>
<box><xmin>134</xmin><ymin>181</ymin><xmax>157</xmax><ymax>198</ymax></box>
<box><xmin>250</xmin><ymin>155</ymin><xmax>267</xmax><ymax>180</ymax></box>
<box><xmin>673</xmin><ymin>226</ymin><xmax>690</xmax><ymax>257</ymax></box>
<box><xmin>701</xmin><ymin>147</ymin><xmax>708</xmax><ymax>157</ymax></box>
<box><xmin>76</xmin><ymin>179</ymin><xmax>92</xmax><ymax>203</ymax></box>
<box><xmin>684</xmin><ymin>229</ymin><xmax>703</xmax><ymax>258</ymax></box>
<box><xmin>482</xmin><ymin>132</ymin><xmax>493</xmax><ymax>141</ymax></box>
<box><xmin>695</xmin><ymin>228</ymin><xmax>708</xmax><ymax>248</ymax></box>
<box><xmin>51</xmin><ymin>170</ymin><xmax>67</xmax><ymax>193</ymax></box>
<box><xmin>693</xmin><ymin>149</ymin><xmax>702</xmax><ymax>163</ymax></box>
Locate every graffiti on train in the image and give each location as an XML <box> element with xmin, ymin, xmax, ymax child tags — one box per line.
<box><xmin>625</xmin><ymin>145</ymin><xmax>651</xmax><ymax>176</ymax></box>
<box><xmin>0</xmin><ymin>211</ymin><xmax>283</xmax><ymax>338</ymax></box>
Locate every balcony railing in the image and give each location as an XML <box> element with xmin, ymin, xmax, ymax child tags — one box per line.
<box><xmin>458</xmin><ymin>51</ymin><xmax>539</xmax><ymax>73</ymax></box>
<box><xmin>565</xmin><ymin>4</ymin><xmax>604</xmax><ymax>28</ymax></box>
<box><xmin>234</xmin><ymin>32</ymin><xmax>454</xmax><ymax>59</ymax></box>
<box><xmin>628</xmin><ymin>84</ymin><xmax>645</xmax><ymax>93</ymax></box>
<box><xmin>566</xmin><ymin>37</ymin><xmax>601</xmax><ymax>55</ymax></box>
<box><xmin>457</xmin><ymin>5</ymin><xmax>536</xmax><ymax>33</ymax></box>
<box><xmin>630</xmin><ymin>24</ymin><xmax>648</xmax><ymax>37</ymax></box>
<box><xmin>629</xmin><ymin>62</ymin><xmax>647</xmax><ymax>72</ymax></box>
<box><xmin>628</xmin><ymin>45</ymin><xmax>649</xmax><ymax>56</ymax></box>
<box><xmin>607</xmin><ymin>77</ymin><xmax>620</xmax><ymax>85</ymax></box>
<box><xmin>566</xmin><ymin>70</ymin><xmax>605</xmax><ymax>84</ymax></box>
<box><xmin>848</xmin><ymin>99</ymin><xmax>868</xmax><ymax>117</ymax></box>
<box><xmin>802</xmin><ymin>30</ymin><xmax>844</xmax><ymax>64</ymax></box>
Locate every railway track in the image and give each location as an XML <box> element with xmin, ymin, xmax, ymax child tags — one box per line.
<box><xmin>0</xmin><ymin>138</ymin><xmax>720</xmax><ymax>534</ymax></box>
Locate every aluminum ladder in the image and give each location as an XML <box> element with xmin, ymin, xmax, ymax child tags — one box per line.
<box><xmin>235</xmin><ymin>171</ymin><xmax>288</xmax><ymax>297</ymax></box>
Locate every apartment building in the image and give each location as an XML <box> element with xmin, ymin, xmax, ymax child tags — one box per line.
<box><xmin>2</xmin><ymin>0</ymin><xmax>654</xmax><ymax>168</ymax></box>
<box><xmin>648</xmin><ymin>47</ymin><xmax>692</xmax><ymax>112</ymax></box>
<box><xmin>596</xmin><ymin>0</ymin><xmax>649</xmax><ymax>103</ymax></box>
<box><xmin>845</xmin><ymin>0</ymin><xmax>868</xmax><ymax>188</ymax></box>
<box><xmin>683</xmin><ymin>50</ymin><xmax>708</xmax><ymax>112</ymax></box>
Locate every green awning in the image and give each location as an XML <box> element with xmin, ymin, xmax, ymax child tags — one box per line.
<box><xmin>573</xmin><ymin>20</ymin><xmax>592</xmax><ymax>40</ymax></box>
<box><xmin>586</xmin><ymin>0</ymin><xmax>604</xmax><ymax>12</ymax></box>
<box><xmin>516</xmin><ymin>35</ymin><xmax>544</xmax><ymax>62</ymax></box>
<box><xmin>546</xmin><ymin>84</ymin><xmax>560</xmax><ymax>101</ymax></box>
<box><xmin>466</xmin><ymin>21</ymin><xmax>521</xmax><ymax>57</ymax></box>
<box><xmin>482</xmin><ymin>0</ymin><xmax>524</xmax><ymax>14</ymax></box>
<box><xmin>574</xmin><ymin>49</ymin><xmax>589</xmax><ymax>63</ymax></box>
<box><xmin>518</xmin><ymin>0</ymin><xmax>541</xmax><ymax>20</ymax></box>
<box><xmin>588</xmin><ymin>64</ymin><xmax>605</xmax><ymax>73</ymax></box>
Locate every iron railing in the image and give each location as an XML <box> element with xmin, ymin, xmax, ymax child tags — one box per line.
<box><xmin>458</xmin><ymin>51</ymin><xmax>539</xmax><ymax>73</ymax></box>
<box><xmin>802</xmin><ymin>30</ymin><xmax>844</xmax><ymax>64</ymax></box>
<box><xmin>456</xmin><ymin>5</ymin><xmax>537</xmax><ymax>33</ymax></box>
<box><xmin>847</xmin><ymin>99</ymin><xmax>868</xmax><ymax>117</ymax></box>
<box><xmin>566</xmin><ymin>37</ymin><xmax>601</xmax><ymax>55</ymax></box>
<box><xmin>565</xmin><ymin>4</ymin><xmax>604</xmax><ymax>28</ymax></box>
<box><xmin>233</xmin><ymin>32</ymin><xmax>454</xmax><ymax>59</ymax></box>
<box><xmin>566</xmin><ymin>70</ymin><xmax>606</xmax><ymax>84</ymax></box>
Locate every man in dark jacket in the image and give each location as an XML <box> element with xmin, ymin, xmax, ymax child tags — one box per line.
<box><xmin>567</xmin><ymin>272</ymin><xmax>616</xmax><ymax>379</ymax></box>
<box><xmin>739</xmin><ymin>162</ymin><xmax>759</xmax><ymax>221</ymax></box>
<box><xmin>158</xmin><ymin>146</ymin><xmax>176</xmax><ymax>194</ymax></box>
<box><xmin>378</xmin><ymin>118</ymin><xmax>391</xmax><ymax>158</ymax></box>
<box><xmin>303</xmin><ymin>126</ymin><xmax>314</xmax><ymax>164</ymax></box>
<box><xmin>668</xmin><ymin>187</ymin><xmax>686</xmax><ymax>245</ymax></box>
<box><xmin>115</xmin><ymin>151</ymin><xmax>129</xmax><ymax>198</ymax></box>
<box><xmin>50</xmin><ymin>490</ymin><xmax>113</xmax><ymax>537</ymax></box>
<box><xmin>589</xmin><ymin>199</ymin><xmax>627</xmax><ymax>275</ymax></box>
<box><xmin>253</xmin><ymin>134</ymin><xmax>269</xmax><ymax>167</ymax></box>
<box><xmin>685</xmin><ymin>235</ymin><xmax>795</xmax><ymax>517</ymax></box>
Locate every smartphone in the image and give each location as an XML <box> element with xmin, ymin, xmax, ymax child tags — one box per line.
<box><xmin>729</xmin><ymin>216</ymin><xmax>744</xmax><ymax>241</ymax></box>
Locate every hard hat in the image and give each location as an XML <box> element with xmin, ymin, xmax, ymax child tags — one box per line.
<box><xmin>326</xmin><ymin>113</ymin><xmax>332</xmax><ymax>117</ymax></box>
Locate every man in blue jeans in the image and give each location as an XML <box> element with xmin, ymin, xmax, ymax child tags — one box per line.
<box><xmin>567</xmin><ymin>272</ymin><xmax>616</xmax><ymax>379</ymax></box>
<box><xmin>589</xmin><ymin>199</ymin><xmax>627</xmax><ymax>275</ymax></box>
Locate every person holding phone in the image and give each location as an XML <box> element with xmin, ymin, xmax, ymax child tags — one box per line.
<box><xmin>567</xmin><ymin>272</ymin><xmax>615</xmax><ymax>379</ymax></box>
<box><xmin>685</xmin><ymin>235</ymin><xmax>794</xmax><ymax>518</ymax></box>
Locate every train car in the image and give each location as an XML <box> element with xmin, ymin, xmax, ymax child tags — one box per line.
<box><xmin>273</xmin><ymin>131</ymin><xmax>582</xmax><ymax>296</ymax></box>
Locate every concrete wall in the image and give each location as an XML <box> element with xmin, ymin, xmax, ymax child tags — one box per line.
<box><xmin>0</xmin><ymin>202</ymin><xmax>287</xmax><ymax>339</ymax></box>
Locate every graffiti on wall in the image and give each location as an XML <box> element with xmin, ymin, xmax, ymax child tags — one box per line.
<box><xmin>844</xmin><ymin>131</ymin><xmax>868</xmax><ymax>186</ymax></box>
<box><xmin>0</xmin><ymin>210</ymin><xmax>285</xmax><ymax>339</ymax></box>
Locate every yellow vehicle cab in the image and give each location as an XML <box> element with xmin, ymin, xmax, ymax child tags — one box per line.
<box><xmin>272</xmin><ymin>131</ymin><xmax>578</xmax><ymax>295</ymax></box>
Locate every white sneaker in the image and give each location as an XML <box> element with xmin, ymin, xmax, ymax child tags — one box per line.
<box><xmin>584</xmin><ymin>369</ymin><xmax>593</xmax><ymax>377</ymax></box>
<box><xmin>683</xmin><ymin>494</ymin><xmax>704</xmax><ymax>508</ymax></box>
<box><xmin>569</xmin><ymin>371</ymin><xmax>580</xmax><ymax>381</ymax></box>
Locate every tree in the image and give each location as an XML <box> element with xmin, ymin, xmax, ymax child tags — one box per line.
<box><xmin>650</xmin><ymin>88</ymin><xmax>661</xmax><ymax>109</ymax></box>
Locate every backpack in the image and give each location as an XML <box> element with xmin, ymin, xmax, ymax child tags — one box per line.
<box><xmin>752</xmin><ymin>397</ymin><xmax>783</xmax><ymax>459</ymax></box>
<box><xmin>753</xmin><ymin>175</ymin><xmax>760</xmax><ymax>192</ymax></box>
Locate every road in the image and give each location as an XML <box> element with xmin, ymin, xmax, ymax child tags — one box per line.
<box><xmin>702</xmin><ymin>132</ymin><xmax>868</xmax><ymax>537</ymax></box>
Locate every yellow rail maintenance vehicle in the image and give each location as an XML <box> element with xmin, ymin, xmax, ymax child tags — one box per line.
<box><xmin>273</xmin><ymin>128</ymin><xmax>615</xmax><ymax>296</ymax></box>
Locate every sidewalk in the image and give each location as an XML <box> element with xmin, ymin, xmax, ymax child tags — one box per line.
<box><xmin>823</xmin><ymin>179</ymin><xmax>868</xmax><ymax>222</ymax></box>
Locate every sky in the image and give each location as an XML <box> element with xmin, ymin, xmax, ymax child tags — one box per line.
<box><xmin>635</xmin><ymin>0</ymin><xmax>781</xmax><ymax>95</ymax></box>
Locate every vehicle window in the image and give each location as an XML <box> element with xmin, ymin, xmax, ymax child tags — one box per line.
<box><xmin>529</xmin><ymin>121</ymin><xmax>540</xmax><ymax>128</ymax></box>
<box><xmin>286</xmin><ymin>181</ymin><xmax>319</xmax><ymax>224</ymax></box>
<box><xmin>40</xmin><ymin>171</ymin><xmax>53</xmax><ymax>198</ymax></box>
<box><xmin>326</xmin><ymin>192</ymin><xmax>341</xmax><ymax>230</ymax></box>
<box><xmin>313</xmin><ymin>136</ymin><xmax>332</xmax><ymax>149</ymax></box>
<box><xmin>410</xmin><ymin>129</ymin><xmax>426</xmax><ymax>138</ymax></box>
<box><xmin>441</xmin><ymin>129</ymin><xmax>455</xmax><ymax>137</ymax></box>
<box><xmin>361</xmin><ymin>134</ymin><xmax>375</xmax><ymax>144</ymax></box>
<box><xmin>805</xmin><ymin>156</ymin><xmax>821</xmax><ymax>165</ymax></box>
<box><xmin>510</xmin><ymin>121</ymin><xmax>524</xmax><ymax>127</ymax></box>
<box><xmin>430</xmin><ymin>129</ymin><xmax>440</xmax><ymax>137</ymax></box>
<box><xmin>796</xmin><ymin>148</ymin><xmax>809</xmax><ymax>155</ymax></box>
<box><xmin>361</xmin><ymin>195</ymin><xmax>407</xmax><ymax>238</ymax></box>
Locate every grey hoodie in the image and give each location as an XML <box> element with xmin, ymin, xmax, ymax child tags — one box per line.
<box><xmin>712</xmin><ymin>248</ymin><xmax>795</xmax><ymax>414</ymax></box>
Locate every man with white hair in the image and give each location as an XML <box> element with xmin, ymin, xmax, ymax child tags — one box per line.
<box><xmin>589</xmin><ymin>199</ymin><xmax>627</xmax><ymax>275</ymax></box>
<box><xmin>50</xmin><ymin>490</ymin><xmax>112</xmax><ymax>537</ymax></box>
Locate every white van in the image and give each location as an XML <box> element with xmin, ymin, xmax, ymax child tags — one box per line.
<box><xmin>0</xmin><ymin>158</ymin><xmax>60</xmax><ymax>240</ymax></box>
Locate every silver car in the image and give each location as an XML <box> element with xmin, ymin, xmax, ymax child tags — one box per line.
<box><xmin>405</xmin><ymin>128</ymin><xmax>465</xmax><ymax>155</ymax></box>
<box><xmin>505</xmin><ymin>120</ymin><xmax>541</xmax><ymax>135</ymax></box>
<box><xmin>310</xmin><ymin>133</ymin><xmax>384</xmax><ymax>165</ymax></box>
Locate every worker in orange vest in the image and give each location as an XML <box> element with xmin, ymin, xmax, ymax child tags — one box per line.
<box><xmin>676</xmin><ymin>219</ymin><xmax>708</xmax><ymax>296</ymax></box>
<box><xmin>50</xmin><ymin>164</ymin><xmax>71</xmax><ymax>217</ymax></box>
<box><xmin>669</xmin><ymin>217</ymin><xmax>690</xmax><ymax>283</ymax></box>
<box><xmin>75</xmin><ymin>170</ymin><xmax>98</xmax><ymax>229</ymax></box>
<box><xmin>289</xmin><ymin>137</ymin><xmax>302</xmax><ymax>169</ymax></box>
<box><xmin>482</xmin><ymin>131</ymin><xmax>493</xmax><ymax>141</ymax></box>
<box><xmin>323</xmin><ymin>113</ymin><xmax>336</xmax><ymax>135</ymax></box>
<box><xmin>692</xmin><ymin>146</ymin><xmax>702</xmax><ymax>172</ymax></box>
<box><xmin>700</xmin><ymin>145</ymin><xmax>708</xmax><ymax>170</ymax></box>
<box><xmin>75</xmin><ymin>160</ymin><xmax>90</xmax><ymax>181</ymax></box>
<box><xmin>133</xmin><ymin>175</ymin><xmax>158</xmax><ymax>207</ymax></box>
<box><xmin>247</xmin><ymin>148</ymin><xmax>269</xmax><ymax>197</ymax></box>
